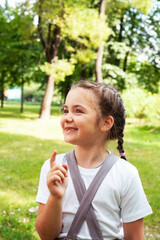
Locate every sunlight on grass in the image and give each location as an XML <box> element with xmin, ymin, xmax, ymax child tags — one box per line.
<box><xmin>0</xmin><ymin>191</ymin><xmax>34</xmax><ymax>207</ymax></box>
<box><xmin>0</xmin><ymin>102</ymin><xmax>64</xmax><ymax>140</ymax></box>
<box><xmin>125</xmin><ymin>125</ymin><xmax>160</xmax><ymax>147</ymax></box>
<box><xmin>0</xmin><ymin>117</ymin><xmax>64</xmax><ymax>140</ymax></box>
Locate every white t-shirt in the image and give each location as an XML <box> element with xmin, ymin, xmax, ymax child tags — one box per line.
<box><xmin>36</xmin><ymin>152</ymin><xmax>152</xmax><ymax>240</ymax></box>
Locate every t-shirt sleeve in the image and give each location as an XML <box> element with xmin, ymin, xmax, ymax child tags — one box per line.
<box><xmin>36</xmin><ymin>160</ymin><xmax>50</xmax><ymax>204</ymax></box>
<box><xmin>120</xmin><ymin>170</ymin><xmax>152</xmax><ymax>222</ymax></box>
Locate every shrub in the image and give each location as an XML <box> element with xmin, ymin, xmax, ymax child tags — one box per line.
<box><xmin>122</xmin><ymin>88</ymin><xmax>160</xmax><ymax>124</ymax></box>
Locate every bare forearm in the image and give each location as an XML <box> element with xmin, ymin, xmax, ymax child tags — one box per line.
<box><xmin>123</xmin><ymin>218</ymin><xmax>144</xmax><ymax>240</ymax></box>
<box><xmin>125</xmin><ymin>236</ymin><xmax>144</xmax><ymax>240</ymax></box>
<box><xmin>35</xmin><ymin>195</ymin><xmax>63</xmax><ymax>240</ymax></box>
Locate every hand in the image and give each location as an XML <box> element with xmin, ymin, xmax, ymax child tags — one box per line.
<box><xmin>47</xmin><ymin>150</ymin><xmax>68</xmax><ymax>199</ymax></box>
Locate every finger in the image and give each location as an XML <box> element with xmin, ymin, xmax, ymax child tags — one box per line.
<box><xmin>50</xmin><ymin>164</ymin><xmax>67</xmax><ymax>172</ymax></box>
<box><xmin>51</xmin><ymin>164</ymin><xmax>68</xmax><ymax>177</ymax></box>
<box><xmin>62</xmin><ymin>164</ymin><xmax>68</xmax><ymax>177</ymax></box>
<box><xmin>50</xmin><ymin>175</ymin><xmax>62</xmax><ymax>184</ymax></box>
<box><xmin>62</xmin><ymin>164</ymin><xmax>68</xmax><ymax>171</ymax></box>
<box><xmin>50</xmin><ymin>150</ymin><xmax>57</xmax><ymax>169</ymax></box>
<box><xmin>53</xmin><ymin>170</ymin><xmax>65</xmax><ymax>182</ymax></box>
<box><xmin>50</xmin><ymin>165</ymin><xmax>68</xmax><ymax>178</ymax></box>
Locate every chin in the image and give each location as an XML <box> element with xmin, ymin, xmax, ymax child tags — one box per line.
<box><xmin>64</xmin><ymin>137</ymin><xmax>77</xmax><ymax>145</ymax></box>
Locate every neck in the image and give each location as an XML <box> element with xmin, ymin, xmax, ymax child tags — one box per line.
<box><xmin>74</xmin><ymin>144</ymin><xmax>108</xmax><ymax>169</ymax></box>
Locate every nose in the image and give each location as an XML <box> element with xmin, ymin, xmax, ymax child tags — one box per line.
<box><xmin>64</xmin><ymin>112</ymin><xmax>73</xmax><ymax>122</ymax></box>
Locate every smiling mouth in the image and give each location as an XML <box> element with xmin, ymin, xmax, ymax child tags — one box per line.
<box><xmin>64</xmin><ymin>127</ymin><xmax>78</xmax><ymax>133</ymax></box>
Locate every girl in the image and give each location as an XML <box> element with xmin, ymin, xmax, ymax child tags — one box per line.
<box><xmin>35</xmin><ymin>81</ymin><xmax>152</xmax><ymax>240</ymax></box>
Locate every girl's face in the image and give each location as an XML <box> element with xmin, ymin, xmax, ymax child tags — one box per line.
<box><xmin>60</xmin><ymin>87</ymin><xmax>106</xmax><ymax>147</ymax></box>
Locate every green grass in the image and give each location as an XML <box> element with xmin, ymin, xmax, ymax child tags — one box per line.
<box><xmin>124</xmin><ymin>125</ymin><xmax>160</xmax><ymax>235</ymax></box>
<box><xmin>0</xmin><ymin>102</ymin><xmax>160</xmax><ymax>240</ymax></box>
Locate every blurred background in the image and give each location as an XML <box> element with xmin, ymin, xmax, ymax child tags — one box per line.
<box><xmin>0</xmin><ymin>0</ymin><xmax>160</xmax><ymax>239</ymax></box>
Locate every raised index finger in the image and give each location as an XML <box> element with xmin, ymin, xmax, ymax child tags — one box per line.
<box><xmin>50</xmin><ymin>150</ymin><xmax>57</xmax><ymax>169</ymax></box>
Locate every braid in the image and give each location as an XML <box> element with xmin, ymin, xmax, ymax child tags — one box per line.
<box><xmin>117</xmin><ymin>132</ymin><xmax>127</xmax><ymax>160</ymax></box>
<box><xmin>114</xmin><ymin>93</ymin><xmax>127</xmax><ymax>160</ymax></box>
<box><xmin>71</xmin><ymin>80</ymin><xmax>127</xmax><ymax>161</ymax></box>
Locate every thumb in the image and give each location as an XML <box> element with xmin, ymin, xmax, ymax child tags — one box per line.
<box><xmin>50</xmin><ymin>150</ymin><xmax>57</xmax><ymax>169</ymax></box>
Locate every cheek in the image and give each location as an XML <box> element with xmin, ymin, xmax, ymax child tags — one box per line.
<box><xmin>60</xmin><ymin>116</ymin><xmax>64</xmax><ymax>128</ymax></box>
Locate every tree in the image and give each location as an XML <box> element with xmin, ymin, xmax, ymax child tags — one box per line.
<box><xmin>0</xmin><ymin>2</ymin><xmax>42</xmax><ymax>111</ymax></box>
<box><xmin>0</xmin><ymin>4</ymin><xmax>10</xmax><ymax>107</ymax></box>
<box><xmin>95</xmin><ymin>0</ymin><xmax>106</xmax><ymax>83</ymax></box>
<box><xmin>101</xmin><ymin>0</ymin><xmax>154</xmax><ymax>90</ymax></box>
<box><xmin>34</xmin><ymin>0</ymin><xmax>110</xmax><ymax>119</ymax></box>
<box><xmin>121</xmin><ymin>1</ymin><xmax>160</xmax><ymax>92</ymax></box>
<box><xmin>35</xmin><ymin>0</ymin><xmax>62</xmax><ymax>119</ymax></box>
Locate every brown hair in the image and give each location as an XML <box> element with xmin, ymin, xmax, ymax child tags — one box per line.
<box><xmin>71</xmin><ymin>80</ymin><xmax>127</xmax><ymax>160</ymax></box>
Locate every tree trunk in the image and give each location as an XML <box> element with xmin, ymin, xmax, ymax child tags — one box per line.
<box><xmin>39</xmin><ymin>24</ymin><xmax>60</xmax><ymax>120</ymax></box>
<box><xmin>115</xmin><ymin>15</ymin><xmax>124</xmax><ymax>67</ymax></box>
<box><xmin>95</xmin><ymin>45</ymin><xmax>104</xmax><ymax>83</ymax></box>
<box><xmin>95</xmin><ymin>0</ymin><xmax>106</xmax><ymax>83</ymax></box>
<box><xmin>38</xmin><ymin>5</ymin><xmax>61</xmax><ymax>119</ymax></box>
<box><xmin>81</xmin><ymin>65</ymin><xmax>86</xmax><ymax>80</ymax></box>
<box><xmin>118</xmin><ymin>15</ymin><xmax>124</xmax><ymax>43</ymax></box>
<box><xmin>123</xmin><ymin>51</ymin><xmax>130</xmax><ymax>72</ymax></box>
<box><xmin>39</xmin><ymin>75</ymin><xmax>54</xmax><ymax>120</ymax></box>
<box><xmin>20</xmin><ymin>78</ymin><xmax>24</xmax><ymax>113</ymax></box>
<box><xmin>1</xmin><ymin>88</ymin><xmax>4</xmax><ymax>108</ymax></box>
<box><xmin>0</xmin><ymin>75</ymin><xmax>4</xmax><ymax>108</ymax></box>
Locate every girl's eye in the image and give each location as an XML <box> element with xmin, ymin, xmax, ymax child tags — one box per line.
<box><xmin>76</xmin><ymin>109</ymin><xmax>83</xmax><ymax>113</ymax></box>
<box><xmin>63</xmin><ymin>109</ymin><xmax>68</xmax><ymax>114</ymax></box>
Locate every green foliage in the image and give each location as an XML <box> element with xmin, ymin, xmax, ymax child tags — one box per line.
<box><xmin>40</xmin><ymin>60</ymin><xmax>75</xmax><ymax>83</ymax></box>
<box><xmin>40</xmin><ymin>5</ymin><xmax>111</xmax><ymax>81</ymax></box>
<box><xmin>23</xmin><ymin>83</ymin><xmax>62</xmax><ymax>104</ymax></box>
<box><xmin>122</xmin><ymin>87</ymin><xmax>160</xmax><ymax>123</ymax></box>
<box><xmin>103</xmin><ymin>63</ymin><xmax>126</xmax><ymax>90</ymax></box>
<box><xmin>0</xmin><ymin>0</ymin><xmax>159</xmax><ymax>108</ymax></box>
<box><xmin>130</xmin><ymin>0</ymin><xmax>153</xmax><ymax>14</ymax></box>
<box><xmin>0</xmin><ymin>4</ymin><xmax>43</xmax><ymax>89</ymax></box>
<box><xmin>59</xmin><ymin>7</ymin><xmax>110</xmax><ymax>48</ymax></box>
<box><xmin>24</xmin><ymin>83</ymin><xmax>45</xmax><ymax>102</ymax></box>
<box><xmin>75</xmin><ymin>49</ymin><xmax>97</xmax><ymax>64</ymax></box>
<box><xmin>103</xmin><ymin>0</ymin><xmax>159</xmax><ymax>92</ymax></box>
<box><xmin>104</xmin><ymin>42</ymin><xmax>131</xmax><ymax>62</ymax></box>
<box><xmin>106</xmin><ymin>0</ymin><xmax>153</xmax><ymax>16</ymax></box>
<box><xmin>131</xmin><ymin>62</ymin><xmax>160</xmax><ymax>93</ymax></box>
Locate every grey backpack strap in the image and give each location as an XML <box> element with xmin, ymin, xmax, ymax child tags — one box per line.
<box><xmin>66</xmin><ymin>151</ymin><xmax>119</xmax><ymax>240</ymax></box>
<box><xmin>66</xmin><ymin>151</ymin><xmax>103</xmax><ymax>240</ymax></box>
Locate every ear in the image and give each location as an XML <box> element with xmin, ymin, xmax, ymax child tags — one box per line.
<box><xmin>100</xmin><ymin>115</ymin><xmax>114</xmax><ymax>132</ymax></box>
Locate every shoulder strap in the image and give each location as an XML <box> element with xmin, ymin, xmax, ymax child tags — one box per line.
<box><xmin>66</xmin><ymin>151</ymin><xmax>119</xmax><ymax>240</ymax></box>
<box><xmin>66</xmin><ymin>151</ymin><xmax>103</xmax><ymax>240</ymax></box>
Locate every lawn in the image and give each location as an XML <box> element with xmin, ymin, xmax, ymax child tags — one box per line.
<box><xmin>0</xmin><ymin>102</ymin><xmax>160</xmax><ymax>240</ymax></box>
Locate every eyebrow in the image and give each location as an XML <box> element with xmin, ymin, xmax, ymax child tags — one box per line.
<box><xmin>63</xmin><ymin>104</ymin><xmax>86</xmax><ymax>109</ymax></box>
